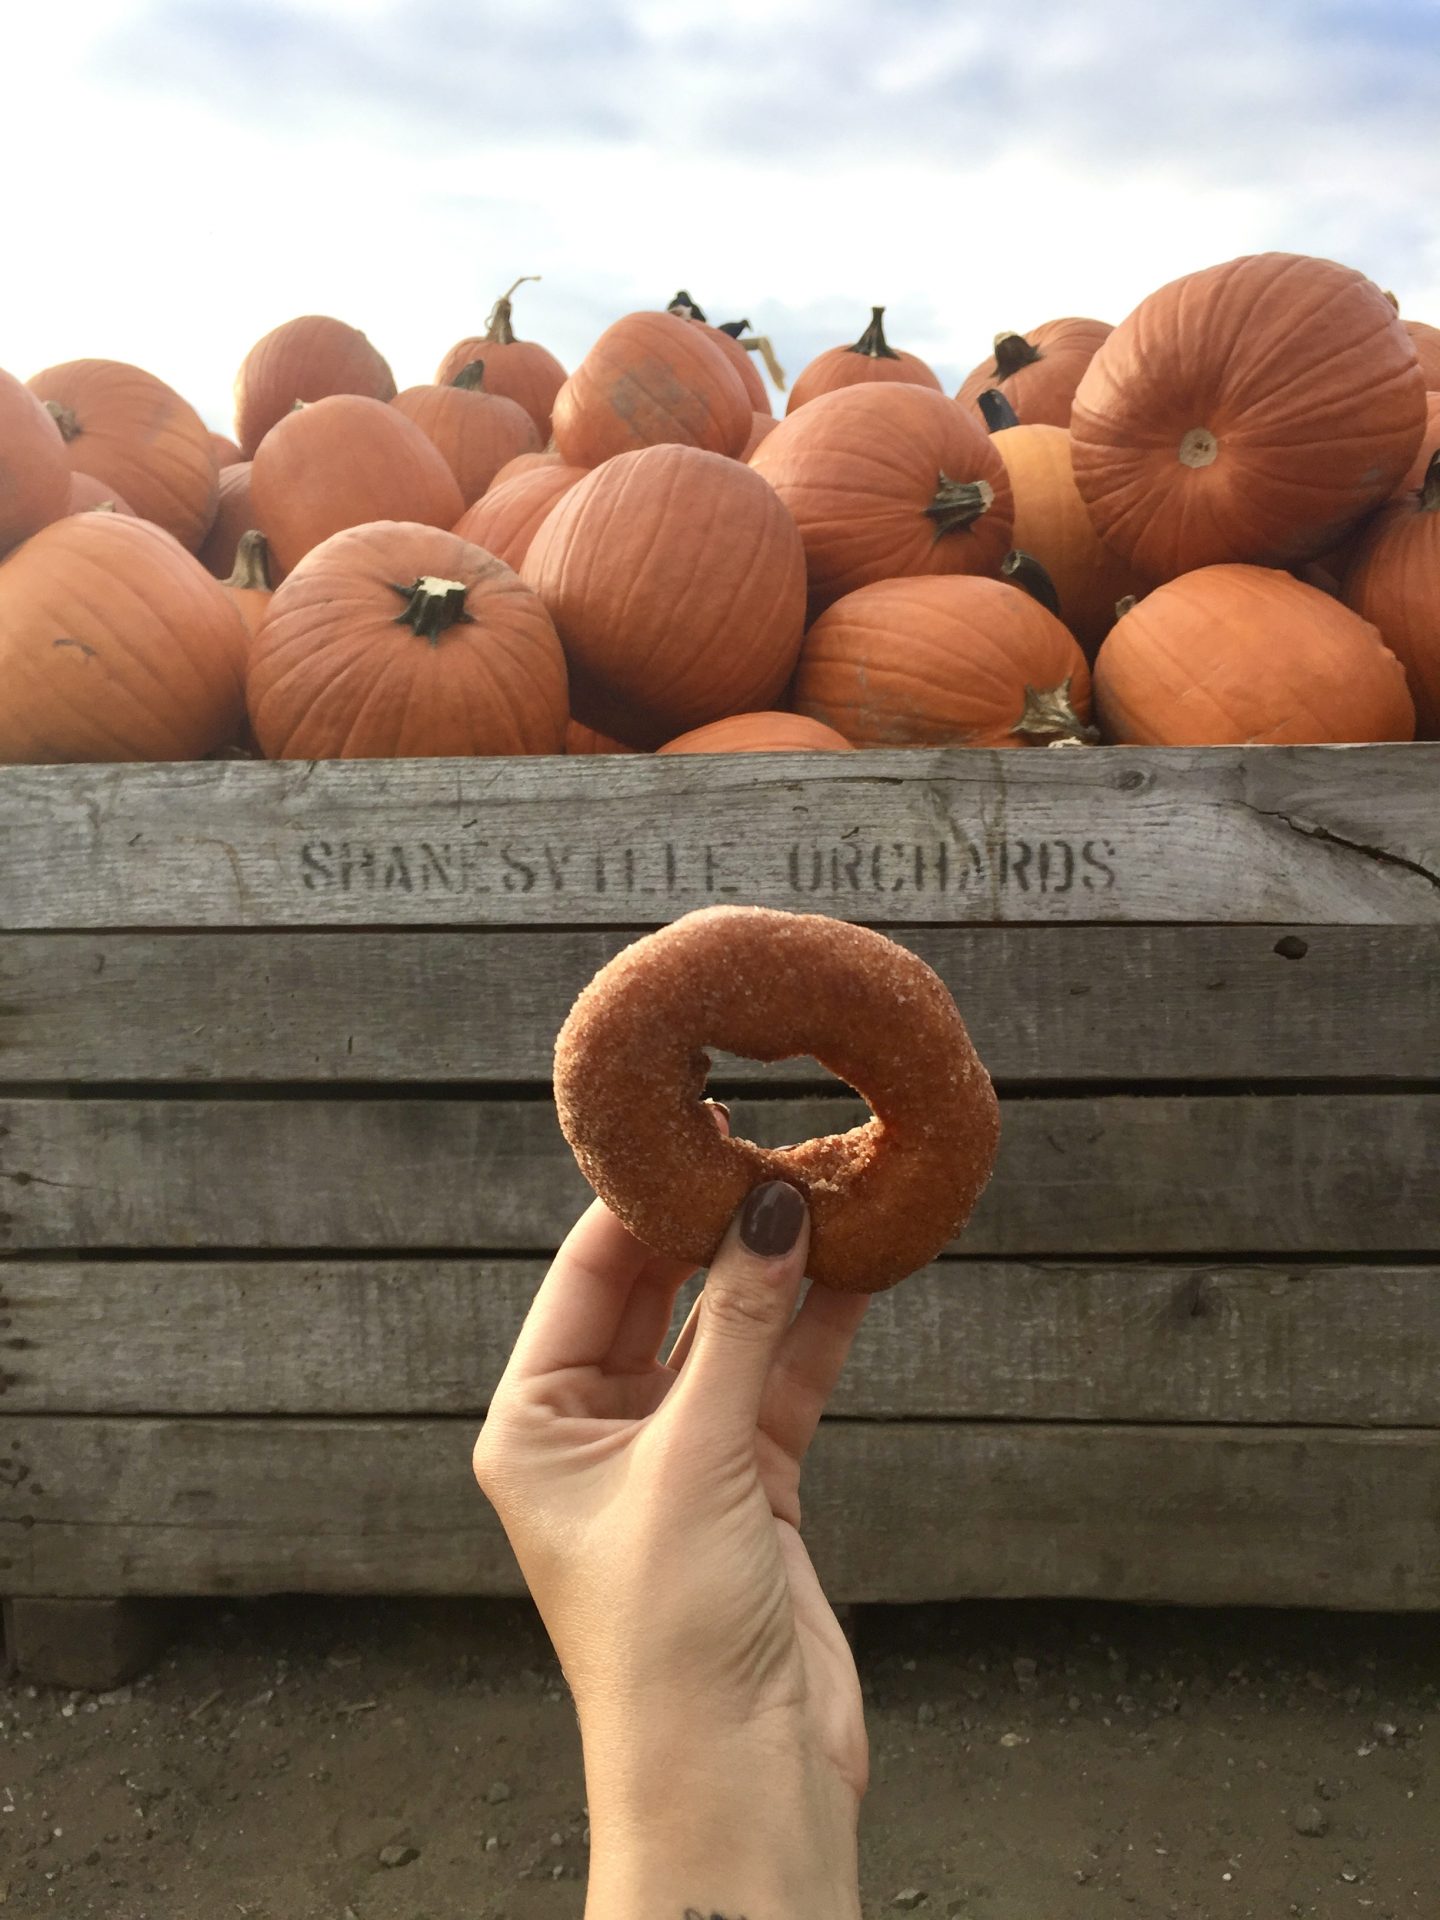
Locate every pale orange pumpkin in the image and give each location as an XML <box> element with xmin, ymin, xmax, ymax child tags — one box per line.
<box><xmin>1342</xmin><ymin>451</ymin><xmax>1440</xmax><ymax>736</ymax></box>
<box><xmin>250</xmin><ymin>396</ymin><xmax>465</xmax><ymax>579</ymax></box>
<box><xmin>522</xmin><ymin>443</ymin><xmax>807</xmax><ymax>747</ymax></box>
<box><xmin>0</xmin><ymin>512</ymin><xmax>247</xmax><ymax>762</ymax></box>
<box><xmin>246</xmin><ymin>521</ymin><xmax>568</xmax><ymax>759</ymax></box>
<box><xmin>795</xmin><ymin>574</ymin><xmax>1093</xmax><ymax>747</ymax></box>
<box><xmin>1401</xmin><ymin>391</ymin><xmax>1440</xmax><ymax>489</ymax></box>
<box><xmin>552</xmin><ymin>311</ymin><xmax>752</xmax><ymax>467</ymax></box>
<box><xmin>956</xmin><ymin>319</ymin><xmax>1112</xmax><ymax>426</ymax></box>
<box><xmin>452</xmin><ymin>463</ymin><xmax>587</xmax><ymax>571</ymax></box>
<box><xmin>1403</xmin><ymin>319</ymin><xmax>1440</xmax><ymax>390</ymax></box>
<box><xmin>657</xmin><ymin>712</ymin><xmax>854</xmax><ymax>753</ymax></box>
<box><xmin>742</xmin><ymin>412</ymin><xmax>778</xmax><ymax>459</ymax></box>
<box><xmin>234</xmin><ymin>315</ymin><xmax>396</xmax><ymax>458</ymax></box>
<box><xmin>27</xmin><ymin>359</ymin><xmax>220</xmax><ymax>551</ymax></box>
<box><xmin>0</xmin><ymin>367</ymin><xmax>73</xmax><ymax>555</ymax></box>
<box><xmin>196</xmin><ymin>463</ymin><xmax>256</xmax><ymax>578</ymax></box>
<box><xmin>210</xmin><ymin>430</ymin><xmax>244</xmax><ymax>466</ymax></box>
<box><xmin>1094</xmin><ymin>563</ymin><xmax>1414</xmax><ymax>744</ymax></box>
<box><xmin>391</xmin><ymin>364</ymin><xmax>541</xmax><ymax>506</ymax></box>
<box><xmin>434</xmin><ymin>278</ymin><xmax>568</xmax><ymax>439</ymax></box>
<box><xmin>786</xmin><ymin>308</ymin><xmax>941</xmax><ymax>414</ymax></box>
<box><xmin>68</xmin><ymin>471</ymin><xmax>136</xmax><ymax>517</ymax></box>
<box><xmin>488</xmin><ymin>449</ymin><xmax>569</xmax><ymax>489</ymax></box>
<box><xmin>565</xmin><ymin>719</ymin><xmax>638</xmax><ymax>754</ymax></box>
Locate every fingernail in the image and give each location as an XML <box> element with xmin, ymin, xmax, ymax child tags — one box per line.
<box><xmin>706</xmin><ymin>1100</ymin><xmax>731</xmax><ymax>1122</ymax></box>
<box><xmin>739</xmin><ymin>1181</ymin><xmax>806</xmax><ymax>1257</ymax></box>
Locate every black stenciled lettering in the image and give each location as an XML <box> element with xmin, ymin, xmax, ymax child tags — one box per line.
<box><xmin>1038</xmin><ymin>840</ymin><xmax>1075</xmax><ymax>893</ymax></box>
<box><xmin>704</xmin><ymin>843</ymin><xmax>737</xmax><ymax>893</ymax></box>
<box><xmin>594</xmin><ymin>848</ymin><xmax>608</xmax><ymax>893</ymax></box>
<box><xmin>952</xmin><ymin>838</ymin><xmax>983</xmax><ymax>890</ymax></box>
<box><xmin>622</xmin><ymin>847</ymin><xmax>637</xmax><ymax>891</ymax></box>
<box><xmin>499</xmin><ymin>846</ymin><xmax>536</xmax><ymax>893</ymax></box>
<box><xmin>418</xmin><ymin>844</ymin><xmax>456</xmax><ymax>891</ymax></box>
<box><xmin>337</xmin><ymin>843</ymin><xmax>377</xmax><ymax>891</ymax></box>
<box><xmin>383</xmin><ymin>847</ymin><xmax>413</xmax><ymax>891</ymax></box>
<box><xmin>1081</xmin><ymin>838</ymin><xmax>1118</xmax><ymax>890</ymax></box>
<box><xmin>299</xmin><ymin>842</ymin><xmax>333</xmax><ymax>890</ymax></box>
<box><xmin>1005</xmin><ymin>839</ymin><xmax>1034</xmax><ymax>891</ymax></box>
<box><xmin>788</xmin><ymin>844</ymin><xmax>824</xmax><ymax>891</ymax></box>
<box><xmin>664</xmin><ymin>843</ymin><xmax>679</xmax><ymax>891</ymax></box>
<box><xmin>830</xmin><ymin>842</ymin><xmax>864</xmax><ymax>890</ymax></box>
<box><xmin>542</xmin><ymin>846</ymin><xmax>574</xmax><ymax>890</ymax></box>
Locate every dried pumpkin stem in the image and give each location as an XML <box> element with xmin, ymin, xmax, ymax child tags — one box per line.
<box><xmin>44</xmin><ymin>400</ymin><xmax>82</xmax><ymax>442</ymax></box>
<box><xmin>992</xmin><ymin>332</ymin><xmax>1041</xmax><ymax>379</ymax></box>
<box><xmin>978</xmin><ymin>388</ymin><xmax>1021</xmax><ymax>433</ymax></box>
<box><xmin>1011</xmin><ymin>676</ymin><xmax>1099</xmax><ymax>745</ymax></box>
<box><xmin>1178</xmin><ymin>428</ymin><xmax>1219</xmax><ymax>468</ymax></box>
<box><xmin>1115</xmin><ymin>594</ymin><xmax>1138</xmax><ymax>619</ymax></box>
<box><xmin>925</xmin><ymin>474</ymin><xmax>995</xmax><ymax>537</ymax></box>
<box><xmin>389</xmin><ymin>576</ymin><xmax>474</xmax><ymax>644</ymax></box>
<box><xmin>1421</xmin><ymin>449</ymin><xmax>1440</xmax><ymax>511</ymax></box>
<box><xmin>452</xmin><ymin>361</ymin><xmax>488</xmax><ymax>391</ymax></box>
<box><xmin>225</xmin><ymin>529</ymin><xmax>272</xmax><ymax>592</ymax></box>
<box><xmin>484</xmin><ymin>275</ymin><xmax>541</xmax><ymax>345</ymax></box>
<box><xmin>849</xmin><ymin>307</ymin><xmax>901</xmax><ymax>361</ymax></box>
<box><xmin>1001</xmin><ymin>550</ymin><xmax>1061</xmax><ymax>615</ymax></box>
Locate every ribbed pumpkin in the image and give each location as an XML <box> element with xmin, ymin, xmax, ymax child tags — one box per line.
<box><xmin>489</xmin><ymin>449</ymin><xmax>568</xmax><ymax>489</ymax></box>
<box><xmin>1094</xmin><ymin>563</ymin><xmax>1415</xmax><ymax>745</ymax></box>
<box><xmin>742</xmin><ymin>412</ymin><xmax>778</xmax><ymax>459</ymax></box>
<box><xmin>0</xmin><ymin>513</ymin><xmax>247</xmax><ymax>762</ymax></box>
<box><xmin>196</xmin><ymin>463</ymin><xmax>255</xmax><ymax>577</ymax></box>
<box><xmin>785</xmin><ymin>308</ymin><xmax>941</xmax><ymax>414</ymax></box>
<box><xmin>795</xmin><ymin>574</ymin><xmax>1093</xmax><ymax>747</ymax></box>
<box><xmin>666</xmin><ymin>296</ymin><xmax>774</xmax><ymax>415</ymax></box>
<box><xmin>1404</xmin><ymin>319</ymin><xmax>1440</xmax><ymax>390</ymax></box>
<box><xmin>250</xmin><ymin>396</ymin><xmax>465</xmax><ymax>579</ymax></box>
<box><xmin>1071</xmin><ymin>254</ymin><xmax>1427</xmax><ymax>580</ymax></box>
<box><xmin>987</xmin><ymin>416</ymin><xmax>1150</xmax><ymax>658</ymax></box>
<box><xmin>434</xmin><ymin>278</ymin><xmax>568</xmax><ymax>439</ymax></box>
<box><xmin>452</xmin><ymin>463</ymin><xmax>587</xmax><ymax>571</ymax></box>
<box><xmin>749</xmin><ymin>383</ymin><xmax>1014</xmax><ymax>609</ymax></box>
<box><xmin>27</xmin><ymin>359</ymin><xmax>220</xmax><ymax>551</ymax></box>
<box><xmin>522</xmin><ymin>443</ymin><xmax>806</xmax><ymax>747</ymax></box>
<box><xmin>68</xmin><ymin>471</ymin><xmax>136</xmax><ymax>516</ymax></box>
<box><xmin>221</xmin><ymin>529</ymin><xmax>273</xmax><ymax>645</ymax></box>
<box><xmin>657</xmin><ymin>711</ymin><xmax>854</xmax><ymax>753</ymax></box>
<box><xmin>1342</xmin><ymin>452</ymin><xmax>1440</xmax><ymax>736</ymax></box>
<box><xmin>1401</xmin><ymin>392</ymin><xmax>1440</xmax><ymax>488</ymax></box>
<box><xmin>565</xmin><ymin>719</ymin><xmax>636</xmax><ymax>754</ymax></box>
<box><xmin>551</xmin><ymin>311</ymin><xmax>752</xmax><ymax>467</ymax></box>
<box><xmin>247</xmin><ymin>521</ymin><xmax>568</xmax><ymax>759</ymax></box>
<box><xmin>234</xmin><ymin>315</ymin><xmax>396</xmax><ymax>458</ymax></box>
<box><xmin>391</xmin><ymin>364</ymin><xmax>540</xmax><ymax>506</ymax></box>
<box><xmin>956</xmin><ymin>319</ymin><xmax>1112</xmax><ymax>427</ymax></box>
<box><xmin>0</xmin><ymin>368</ymin><xmax>72</xmax><ymax>555</ymax></box>
<box><xmin>210</xmin><ymin>430</ymin><xmax>243</xmax><ymax>466</ymax></box>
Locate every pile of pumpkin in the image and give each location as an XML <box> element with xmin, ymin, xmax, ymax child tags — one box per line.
<box><xmin>1</xmin><ymin>252</ymin><xmax>1437</xmax><ymax>765</ymax></box>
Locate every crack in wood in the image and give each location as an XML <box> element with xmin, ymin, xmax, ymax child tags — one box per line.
<box><xmin>1255</xmin><ymin>809</ymin><xmax>1440</xmax><ymax>894</ymax></box>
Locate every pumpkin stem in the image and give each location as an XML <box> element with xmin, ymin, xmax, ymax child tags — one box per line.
<box><xmin>924</xmin><ymin>474</ymin><xmax>996</xmax><ymax>537</ymax></box>
<box><xmin>1001</xmin><ymin>550</ymin><xmax>1061</xmax><ymax>616</ymax></box>
<box><xmin>1115</xmin><ymin>594</ymin><xmax>1138</xmax><ymax>618</ymax></box>
<box><xmin>978</xmin><ymin>388</ymin><xmax>1021</xmax><ymax>433</ymax></box>
<box><xmin>1011</xmin><ymin>677</ymin><xmax>1099</xmax><ymax>746</ymax></box>
<box><xmin>452</xmin><ymin>360</ymin><xmax>488</xmax><ymax>391</ymax></box>
<box><xmin>389</xmin><ymin>576</ymin><xmax>475</xmax><ymax>644</ymax></box>
<box><xmin>849</xmin><ymin>307</ymin><xmax>901</xmax><ymax>361</ymax></box>
<box><xmin>1420</xmin><ymin>449</ymin><xmax>1440</xmax><ymax>512</ymax></box>
<box><xmin>483</xmin><ymin>276</ymin><xmax>540</xmax><ymax>345</ymax></box>
<box><xmin>225</xmin><ymin>529</ymin><xmax>272</xmax><ymax>592</ymax></box>
<box><xmin>992</xmin><ymin>332</ymin><xmax>1041</xmax><ymax>379</ymax></box>
<box><xmin>44</xmin><ymin>400</ymin><xmax>82</xmax><ymax>442</ymax></box>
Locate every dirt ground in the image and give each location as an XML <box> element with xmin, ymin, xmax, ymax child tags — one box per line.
<box><xmin>0</xmin><ymin>1595</ymin><xmax>1435</xmax><ymax>1919</ymax></box>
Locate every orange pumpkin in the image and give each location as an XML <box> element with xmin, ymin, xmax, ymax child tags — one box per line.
<box><xmin>795</xmin><ymin>574</ymin><xmax>1093</xmax><ymax>747</ymax></box>
<box><xmin>786</xmin><ymin>308</ymin><xmax>941</xmax><ymax>414</ymax></box>
<box><xmin>1094</xmin><ymin>563</ymin><xmax>1414</xmax><ymax>745</ymax></box>
<box><xmin>522</xmin><ymin>443</ymin><xmax>806</xmax><ymax>747</ymax></box>
<box><xmin>391</xmin><ymin>365</ymin><xmax>541</xmax><ymax>506</ymax></box>
<box><xmin>1401</xmin><ymin>391</ymin><xmax>1440</xmax><ymax>489</ymax></box>
<box><xmin>1071</xmin><ymin>254</ymin><xmax>1427</xmax><ymax>580</ymax></box>
<box><xmin>210</xmin><ymin>430</ymin><xmax>243</xmax><ymax>466</ymax></box>
<box><xmin>565</xmin><ymin>719</ymin><xmax>637</xmax><ymax>754</ymax></box>
<box><xmin>234</xmin><ymin>315</ymin><xmax>396</xmax><ymax>458</ymax></box>
<box><xmin>434</xmin><ymin>278</ymin><xmax>568</xmax><ymax>439</ymax></box>
<box><xmin>551</xmin><ymin>311</ymin><xmax>752</xmax><ymax>467</ymax></box>
<box><xmin>1403</xmin><ymin>319</ymin><xmax>1440</xmax><ymax>390</ymax></box>
<box><xmin>250</xmin><ymin>396</ymin><xmax>465</xmax><ymax>579</ymax></box>
<box><xmin>247</xmin><ymin>521</ymin><xmax>568</xmax><ymax>759</ymax></box>
<box><xmin>488</xmin><ymin>449</ymin><xmax>569</xmax><ymax>489</ymax></box>
<box><xmin>196</xmin><ymin>463</ymin><xmax>255</xmax><ymax>577</ymax></box>
<box><xmin>68</xmin><ymin>471</ymin><xmax>136</xmax><ymax>516</ymax></box>
<box><xmin>742</xmin><ymin>412</ymin><xmax>778</xmax><ymax>459</ymax></box>
<box><xmin>1342</xmin><ymin>451</ymin><xmax>1440</xmax><ymax>736</ymax></box>
<box><xmin>27</xmin><ymin>359</ymin><xmax>220</xmax><ymax>551</ymax></box>
<box><xmin>452</xmin><ymin>463</ymin><xmax>587</xmax><ymax>571</ymax></box>
<box><xmin>0</xmin><ymin>368</ymin><xmax>72</xmax><ymax>555</ymax></box>
<box><xmin>657</xmin><ymin>712</ymin><xmax>854</xmax><ymax>753</ymax></box>
<box><xmin>956</xmin><ymin>319</ymin><xmax>1112</xmax><ymax>427</ymax></box>
<box><xmin>0</xmin><ymin>513</ymin><xmax>246</xmax><ymax>762</ymax></box>
<box><xmin>221</xmin><ymin>528</ymin><xmax>273</xmax><ymax>646</ymax></box>
<box><xmin>749</xmin><ymin>383</ymin><xmax>1014</xmax><ymax>609</ymax></box>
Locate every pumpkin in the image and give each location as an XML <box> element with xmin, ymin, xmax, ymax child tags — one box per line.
<box><xmin>657</xmin><ymin>711</ymin><xmax>854</xmax><ymax>753</ymax></box>
<box><xmin>391</xmin><ymin>364</ymin><xmax>541</xmax><ymax>506</ymax></box>
<box><xmin>742</xmin><ymin>412</ymin><xmax>778</xmax><ymax>459</ymax></box>
<box><xmin>749</xmin><ymin>383</ymin><xmax>1014</xmax><ymax>609</ymax></box>
<box><xmin>1070</xmin><ymin>254</ymin><xmax>1427</xmax><ymax>581</ymax></box>
<box><xmin>434</xmin><ymin>277</ymin><xmax>569</xmax><ymax>438</ymax></box>
<box><xmin>522</xmin><ymin>443</ymin><xmax>806</xmax><ymax>747</ymax></box>
<box><xmin>27</xmin><ymin>359</ymin><xmax>220</xmax><ymax>552</ymax></box>
<box><xmin>250</xmin><ymin>396</ymin><xmax>465</xmax><ymax>579</ymax></box>
<box><xmin>246</xmin><ymin>520</ymin><xmax>568</xmax><ymax>759</ymax></box>
<box><xmin>785</xmin><ymin>307</ymin><xmax>941</xmax><ymax>414</ymax></box>
<box><xmin>210</xmin><ymin>430</ymin><xmax>243</xmax><ymax>466</ymax></box>
<box><xmin>0</xmin><ymin>368</ymin><xmax>72</xmax><ymax>555</ymax></box>
<box><xmin>0</xmin><ymin>512</ymin><xmax>246</xmax><ymax>762</ymax></box>
<box><xmin>1093</xmin><ymin>563</ymin><xmax>1414</xmax><ymax>745</ymax></box>
<box><xmin>566</xmin><ymin>719</ymin><xmax>637</xmax><ymax>754</ymax></box>
<box><xmin>1401</xmin><ymin>391</ymin><xmax>1440</xmax><ymax>489</ymax></box>
<box><xmin>221</xmin><ymin>528</ymin><xmax>273</xmax><ymax>644</ymax></box>
<box><xmin>667</xmin><ymin>296</ymin><xmax>773</xmax><ymax>415</ymax></box>
<box><xmin>68</xmin><ymin>471</ymin><xmax>136</xmax><ymax>516</ymax></box>
<box><xmin>234</xmin><ymin>315</ymin><xmax>396</xmax><ymax>458</ymax></box>
<box><xmin>196</xmin><ymin>463</ymin><xmax>256</xmax><ymax>577</ymax></box>
<box><xmin>452</xmin><ymin>463</ymin><xmax>587</xmax><ymax>571</ymax></box>
<box><xmin>1403</xmin><ymin>319</ymin><xmax>1440</xmax><ymax>390</ymax></box>
<box><xmin>488</xmin><ymin>449</ymin><xmax>568</xmax><ymax>489</ymax></box>
<box><xmin>551</xmin><ymin>311</ymin><xmax>752</xmax><ymax>467</ymax></box>
<box><xmin>1342</xmin><ymin>451</ymin><xmax>1440</xmax><ymax>736</ymax></box>
<box><xmin>986</xmin><ymin>414</ymin><xmax>1150</xmax><ymax>658</ymax></box>
<box><xmin>795</xmin><ymin>574</ymin><xmax>1093</xmax><ymax>747</ymax></box>
<box><xmin>956</xmin><ymin>319</ymin><xmax>1112</xmax><ymax>427</ymax></box>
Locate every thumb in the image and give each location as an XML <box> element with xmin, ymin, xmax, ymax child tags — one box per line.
<box><xmin>669</xmin><ymin>1182</ymin><xmax>810</xmax><ymax>1440</ymax></box>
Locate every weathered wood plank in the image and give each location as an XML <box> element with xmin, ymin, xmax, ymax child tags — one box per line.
<box><xmin>5</xmin><ymin>1259</ymin><xmax>1438</xmax><ymax>1426</ymax></box>
<box><xmin>1</xmin><ymin>746</ymin><xmax>1437</xmax><ymax>929</ymax></box>
<box><xmin>2</xmin><ymin>1417</ymin><xmax>1436</xmax><ymax>1608</ymax></box>
<box><xmin>4</xmin><ymin>925</ymin><xmax>1437</xmax><ymax>1084</ymax></box>
<box><xmin>2</xmin><ymin>1094</ymin><xmax>1437</xmax><ymax>1256</ymax></box>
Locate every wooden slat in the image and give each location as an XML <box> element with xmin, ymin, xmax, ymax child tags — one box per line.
<box><xmin>1</xmin><ymin>746</ymin><xmax>1437</xmax><ymax>929</ymax></box>
<box><xmin>2</xmin><ymin>1416</ymin><xmax>1437</xmax><ymax>1608</ymax></box>
<box><xmin>1</xmin><ymin>1094</ymin><xmax>1437</xmax><ymax>1256</ymax></box>
<box><xmin>4</xmin><ymin>1259</ymin><xmax>1438</xmax><ymax>1425</ymax></box>
<box><xmin>4</xmin><ymin>925</ymin><xmax>1437</xmax><ymax>1084</ymax></box>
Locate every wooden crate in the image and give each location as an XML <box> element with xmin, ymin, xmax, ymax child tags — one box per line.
<box><xmin>2</xmin><ymin>744</ymin><xmax>1439</xmax><ymax>1675</ymax></box>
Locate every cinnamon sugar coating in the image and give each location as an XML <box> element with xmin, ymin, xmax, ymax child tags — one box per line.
<box><xmin>552</xmin><ymin>906</ymin><xmax>1001</xmax><ymax>1293</ymax></box>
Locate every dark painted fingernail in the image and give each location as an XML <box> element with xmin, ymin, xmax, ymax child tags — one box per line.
<box><xmin>740</xmin><ymin>1181</ymin><xmax>806</xmax><ymax>1257</ymax></box>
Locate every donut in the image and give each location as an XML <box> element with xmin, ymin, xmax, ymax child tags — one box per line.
<box><xmin>553</xmin><ymin>905</ymin><xmax>1001</xmax><ymax>1293</ymax></box>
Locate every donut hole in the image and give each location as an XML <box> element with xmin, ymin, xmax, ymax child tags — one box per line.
<box><xmin>702</xmin><ymin>1048</ymin><xmax>873</xmax><ymax>1160</ymax></box>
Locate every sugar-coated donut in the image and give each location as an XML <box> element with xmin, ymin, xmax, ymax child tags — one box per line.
<box><xmin>553</xmin><ymin>905</ymin><xmax>1001</xmax><ymax>1293</ymax></box>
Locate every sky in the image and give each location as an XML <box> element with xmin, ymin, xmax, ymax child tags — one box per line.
<box><xmin>5</xmin><ymin>0</ymin><xmax>1439</xmax><ymax>432</ymax></box>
